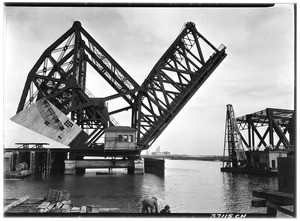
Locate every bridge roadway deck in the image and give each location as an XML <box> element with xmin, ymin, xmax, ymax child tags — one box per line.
<box><xmin>4</xmin><ymin>148</ymin><xmax>139</xmax><ymax>157</ymax></box>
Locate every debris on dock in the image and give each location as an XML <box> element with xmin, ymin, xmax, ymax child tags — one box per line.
<box><xmin>4</xmin><ymin>189</ymin><xmax>120</xmax><ymax>214</ymax></box>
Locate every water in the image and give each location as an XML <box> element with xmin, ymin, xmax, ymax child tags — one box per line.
<box><xmin>4</xmin><ymin>160</ymin><xmax>279</xmax><ymax>214</ymax></box>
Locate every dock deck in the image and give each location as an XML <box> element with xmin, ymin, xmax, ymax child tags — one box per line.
<box><xmin>4</xmin><ymin>197</ymin><xmax>44</xmax><ymax>213</ymax></box>
<box><xmin>251</xmin><ymin>188</ymin><xmax>295</xmax><ymax>217</ymax></box>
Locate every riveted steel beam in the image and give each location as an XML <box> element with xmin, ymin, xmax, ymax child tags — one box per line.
<box><xmin>136</xmin><ymin>22</ymin><xmax>226</xmax><ymax>149</ymax></box>
<box><xmin>14</xmin><ymin>21</ymin><xmax>227</xmax><ymax>153</ymax></box>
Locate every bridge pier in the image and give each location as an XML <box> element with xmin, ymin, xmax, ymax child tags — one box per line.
<box><xmin>64</xmin><ymin>160</ymin><xmax>77</xmax><ymax>175</ymax></box>
<box><xmin>133</xmin><ymin>159</ymin><xmax>144</xmax><ymax>174</ymax></box>
<box><xmin>69</xmin><ymin>153</ymin><xmax>86</xmax><ymax>175</ymax></box>
<box><xmin>64</xmin><ymin>158</ymin><xmax>144</xmax><ymax>175</ymax></box>
<box><xmin>5</xmin><ymin>149</ymin><xmax>146</xmax><ymax>176</ymax></box>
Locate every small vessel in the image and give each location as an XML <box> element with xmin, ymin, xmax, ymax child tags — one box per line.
<box><xmin>4</xmin><ymin>170</ymin><xmax>31</xmax><ymax>179</ymax></box>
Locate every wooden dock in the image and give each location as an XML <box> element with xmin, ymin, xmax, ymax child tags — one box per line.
<box><xmin>4</xmin><ymin>190</ymin><xmax>120</xmax><ymax>216</ymax></box>
<box><xmin>4</xmin><ymin>197</ymin><xmax>44</xmax><ymax>213</ymax></box>
<box><xmin>251</xmin><ymin>188</ymin><xmax>295</xmax><ymax>217</ymax></box>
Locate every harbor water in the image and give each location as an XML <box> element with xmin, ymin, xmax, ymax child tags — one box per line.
<box><xmin>4</xmin><ymin>159</ymin><xmax>279</xmax><ymax>214</ymax></box>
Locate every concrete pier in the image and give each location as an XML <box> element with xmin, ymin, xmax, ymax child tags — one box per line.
<box><xmin>64</xmin><ymin>159</ymin><xmax>143</xmax><ymax>175</ymax></box>
<box><xmin>4</xmin><ymin>148</ymin><xmax>145</xmax><ymax>176</ymax></box>
<box><xmin>134</xmin><ymin>159</ymin><xmax>144</xmax><ymax>174</ymax></box>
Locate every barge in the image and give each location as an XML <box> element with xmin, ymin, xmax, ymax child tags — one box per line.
<box><xmin>220</xmin><ymin>166</ymin><xmax>277</xmax><ymax>175</ymax></box>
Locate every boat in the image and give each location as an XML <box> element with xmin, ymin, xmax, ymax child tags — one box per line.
<box><xmin>4</xmin><ymin>170</ymin><xmax>31</xmax><ymax>179</ymax></box>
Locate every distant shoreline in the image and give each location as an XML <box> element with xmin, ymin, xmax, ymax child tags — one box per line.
<box><xmin>141</xmin><ymin>155</ymin><xmax>227</xmax><ymax>162</ymax></box>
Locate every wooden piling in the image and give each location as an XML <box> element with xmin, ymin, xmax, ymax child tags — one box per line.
<box><xmin>50</xmin><ymin>152</ymin><xmax>67</xmax><ymax>175</ymax></box>
<box><xmin>30</xmin><ymin>151</ymin><xmax>35</xmax><ymax>174</ymax></box>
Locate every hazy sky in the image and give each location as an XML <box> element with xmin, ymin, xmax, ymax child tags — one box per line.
<box><xmin>3</xmin><ymin>4</ymin><xmax>295</xmax><ymax>155</ymax></box>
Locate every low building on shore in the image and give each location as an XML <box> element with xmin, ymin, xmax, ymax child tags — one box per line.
<box><xmin>248</xmin><ymin>149</ymin><xmax>289</xmax><ymax>171</ymax></box>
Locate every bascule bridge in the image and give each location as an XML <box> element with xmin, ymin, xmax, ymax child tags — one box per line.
<box><xmin>10</xmin><ymin>21</ymin><xmax>227</xmax><ymax>174</ymax></box>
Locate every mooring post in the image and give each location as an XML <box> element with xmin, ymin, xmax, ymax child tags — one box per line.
<box><xmin>127</xmin><ymin>160</ymin><xmax>135</xmax><ymax>174</ymax></box>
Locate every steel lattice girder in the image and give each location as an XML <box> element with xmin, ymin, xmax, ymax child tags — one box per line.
<box><xmin>135</xmin><ymin>22</ymin><xmax>227</xmax><ymax>149</ymax></box>
<box><xmin>14</xmin><ymin>21</ymin><xmax>227</xmax><ymax>150</ymax></box>
<box><xmin>236</xmin><ymin>108</ymin><xmax>295</xmax><ymax>149</ymax></box>
<box><xmin>16</xmin><ymin>21</ymin><xmax>140</xmax><ymax>147</ymax></box>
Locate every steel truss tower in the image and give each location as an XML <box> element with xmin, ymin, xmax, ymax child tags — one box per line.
<box><xmin>223</xmin><ymin>104</ymin><xmax>247</xmax><ymax>168</ymax></box>
<box><xmin>15</xmin><ymin>21</ymin><xmax>227</xmax><ymax>153</ymax></box>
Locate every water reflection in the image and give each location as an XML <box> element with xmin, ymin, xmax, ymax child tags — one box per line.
<box><xmin>4</xmin><ymin>169</ymin><xmax>166</xmax><ymax>213</ymax></box>
<box><xmin>221</xmin><ymin>172</ymin><xmax>278</xmax><ymax>213</ymax></box>
<box><xmin>4</xmin><ymin>160</ymin><xmax>279</xmax><ymax>214</ymax></box>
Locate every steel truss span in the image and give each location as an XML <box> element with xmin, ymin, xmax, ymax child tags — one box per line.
<box><xmin>15</xmin><ymin>21</ymin><xmax>227</xmax><ymax>152</ymax></box>
<box><xmin>236</xmin><ymin>108</ymin><xmax>295</xmax><ymax>149</ymax></box>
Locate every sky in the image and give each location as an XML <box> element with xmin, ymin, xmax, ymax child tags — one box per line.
<box><xmin>2</xmin><ymin>4</ymin><xmax>295</xmax><ymax>155</ymax></box>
